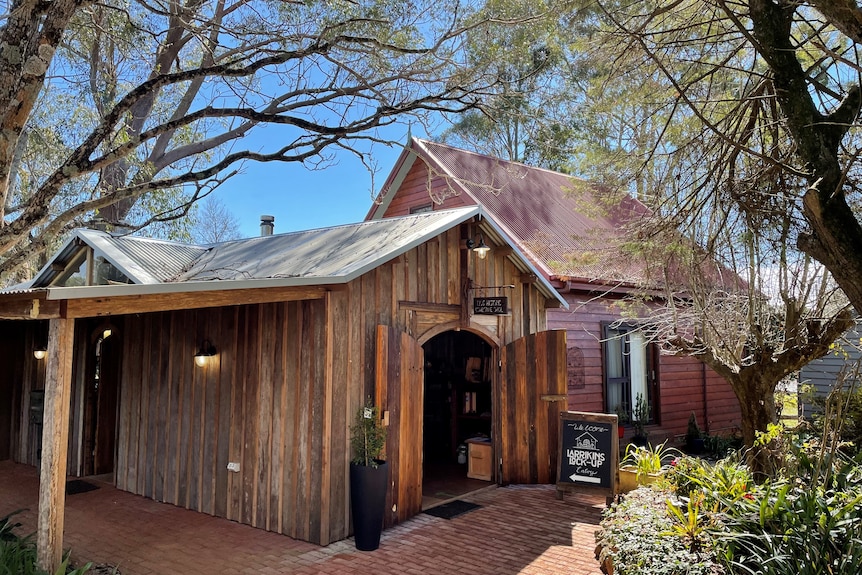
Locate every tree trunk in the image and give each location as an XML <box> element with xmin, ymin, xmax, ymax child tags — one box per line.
<box><xmin>730</xmin><ymin>371</ymin><xmax>780</xmax><ymax>480</ymax></box>
<box><xmin>750</xmin><ymin>0</ymin><xmax>862</xmax><ymax>315</ymax></box>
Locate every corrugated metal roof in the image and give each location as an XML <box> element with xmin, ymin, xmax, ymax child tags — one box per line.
<box><xmin>80</xmin><ymin>230</ymin><xmax>209</xmax><ymax>284</ymax></box>
<box><xmin>177</xmin><ymin>208</ymin><xmax>476</xmax><ymax>283</ymax></box>
<box><xmin>412</xmin><ymin>139</ymin><xmax>652</xmax><ymax>284</ymax></box>
<box><xmin>24</xmin><ymin>207</ymin><xmax>566</xmax><ymax>308</ymax></box>
<box><xmin>25</xmin><ymin>230</ymin><xmax>209</xmax><ymax>288</ymax></box>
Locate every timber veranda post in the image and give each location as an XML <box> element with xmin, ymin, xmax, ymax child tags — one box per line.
<box><xmin>37</xmin><ymin>317</ymin><xmax>75</xmax><ymax>573</ymax></box>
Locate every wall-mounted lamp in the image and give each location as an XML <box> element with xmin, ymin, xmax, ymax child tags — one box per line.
<box><xmin>194</xmin><ymin>340</ymin><xmax>216</xmax><ymax>367</ymax></box>
<box><xmin>466</xmin><ymin>236</ymin><xmax>491</xmax><ymax>259</ymax></box>
<box><xmin>33</xmin><ymin>348</ymin><xmax>47</xmax><ymax>360</ymax></box>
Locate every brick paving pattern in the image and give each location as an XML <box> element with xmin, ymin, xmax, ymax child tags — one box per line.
<box><xmin>0</xmin><ymin>461</ymin><xmax>603</xmax><ymax>574</ymax></box>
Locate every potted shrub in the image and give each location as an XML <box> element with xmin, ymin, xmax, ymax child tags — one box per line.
<box><xmin>686</xmin><ymin>412</ymin><xmax>705</xmax><ymax>454</ymax></box>
<box><xmin>615</xmin><ymin>404</ymin><xmax>629</xmax><ymax>440</ymax></box>
<box><xmin>618</xmin><ymin>441</ymin><xmax>678</xmax><ymax>493</ymax></box>
<box><xmin>631</xmin><ymin>393</ymin><xmax>649</xmax><ymax>446</ymax></box>
<box><xmin>349</xmin><ymin>401</ymin><xmax>388</xmax><ymax>551</ymax></box>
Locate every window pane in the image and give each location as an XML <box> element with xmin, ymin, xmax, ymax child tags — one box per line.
<box><xmin>607</xmin><ymin>381</ymin><xmax>624</xmax><ymax>416</ymax></box>
<box><xmin>93</xmin><ymin>256</ymin><xmax>131</xmax><ymax>285</ymax></box>
<box><xmin>629</xmin><ymin>332</ymin><xmax>649</xmax><ymax>420</ymax></box>
<box><xmin>53</xmin><ymin>254</ymin><xmax>87</xmax><ymax>287</ymax></box>
<box><xmin>606</xmin><ymin>333</ymin><xmax>623</xmax><ymax>378</ymax></box>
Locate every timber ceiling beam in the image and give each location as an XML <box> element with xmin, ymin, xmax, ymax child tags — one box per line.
<box><xmin>0</xmin><ymin>294</ymin><xmax>62</xmax><ymax>320</ymax></box>
<box><xmin>63</xmin><ymin>285</ymin><xmax>328</xmax><ymax>318</ymax></box>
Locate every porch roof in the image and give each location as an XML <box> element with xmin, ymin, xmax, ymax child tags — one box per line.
<box><xmin>5</xmin><ymin>206</ymin><xmax>567</xmax><ymax>310</ymax></box>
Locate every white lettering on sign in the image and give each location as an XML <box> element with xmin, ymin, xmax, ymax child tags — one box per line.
<box><xmin>567</xmin><ymin>448</ymin><xmax>606</xmax><ymax>468</ymax></box>
<box><xmin>568</xmin><ymin>422</ymin><xmax>609</xmax><ymax>434</ymax></box>
<box><xmin>473</xmin><ymin>297</ymin><xmax>508</xmax><ymax>315</ymax></box>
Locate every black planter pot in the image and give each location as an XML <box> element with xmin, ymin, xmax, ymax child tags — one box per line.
<box><xmin>350</xmin><ymin>461</ymin><xmax>389</xmax><ymax>551</ymax></box>
<box><xmin>686</xmin><ymin>437</ymin><xmax>705</xmax><ymax>455</ymax></box>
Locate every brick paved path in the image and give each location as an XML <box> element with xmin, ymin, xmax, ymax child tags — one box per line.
<box><xmin>0</xmin><ymin>461</ymin><xmax>603</xmax><ymax>575</ymax></box>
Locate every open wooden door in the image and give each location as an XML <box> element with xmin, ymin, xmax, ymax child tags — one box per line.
<box><xmin>499</xmin><ymin>329</ymin><xmax>567</xmax><ymax>484</ymax></box>
<box><xmin>375</xmin><ymin>325</ymin><xmax>424</xmax><ymax>527</ymax></box>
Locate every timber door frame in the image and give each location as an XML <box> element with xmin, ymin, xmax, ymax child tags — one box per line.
<box><xmin>375</xmin><ymin>325</ymin><xmax>425</xmax><ymax>527</ymax></box>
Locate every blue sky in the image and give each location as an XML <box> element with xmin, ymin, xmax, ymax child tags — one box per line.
<box><xmin>218</xmin><ymin>124</ymin><xmax>428</xmax><ymax>238</ymax></box>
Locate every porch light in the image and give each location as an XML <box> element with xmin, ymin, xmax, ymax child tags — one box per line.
<box><xmin>466</xmin><ymin>236</ymin><xmax>491</xmax><ymax>259</ymax></box>
<box><xmin>34</xmin><ymin>348</ymin><xmax>47</xmax><ymax>360</ymax></box>
<box><xmin>194</xmin><ymin>340</ymin><xmax>216</xmax><ymax>367</ymax></box>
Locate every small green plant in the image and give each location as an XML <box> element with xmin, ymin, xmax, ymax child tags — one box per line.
<box><xmin>632</xmin><ymin>393</ymin><xmax>649</xmax><ymax>439</ymax></box>
<box><xmin>0</xmin><ymin>512</ymin><xmax>94</xmax><ymax>575</ymax></box>
<box><xmin>614</xmin><ymin>403</ymin><xmax>630</xmax><ymax>425</ymax></box>
<box><xmin>665</xmin><ymin>491</ymin><xmax>709</xmax><ymax>554</ymax></box>
<box><xmin>686</xmin><ymin>412</ymin><xmax>702</xmax><ymax>442</ymax></box>
<box><xmin>350</xmin><ymin>400</ymin><xmax>387</xmax><ymax>468</ymax></box>
<box><xmin>667</xmin><ymin>454</ymin><xmax>754</xmax><ymax>510</ymax></box>
<box><xmin>623</xmin><ymin>441</ymin><xmax>679</xmax><ymax>482</ymax></box>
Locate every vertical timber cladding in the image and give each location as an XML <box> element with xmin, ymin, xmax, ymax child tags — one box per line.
<box><xmin>113</xmin><ymin>297</ymin><xmax>352</xmax><ymax>545</ymax></box>
<box><xmin>500</xmin><ymin>330</ymin><xmax>567</xmax><ymax>484</ymax></box>
<box><xmin>375</xmin><ymin>325</ymin><xmax>424</xmax><ymax>528</ymax></box>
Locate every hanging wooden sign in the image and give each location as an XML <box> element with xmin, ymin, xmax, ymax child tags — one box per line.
<box><xmin>473</xmin><ymin>296</ymin><xmax>508</xmax><ymax>315</ymax></box>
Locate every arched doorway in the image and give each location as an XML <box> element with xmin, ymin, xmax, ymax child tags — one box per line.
<box><xmin>421</xmin><ymin>330</ymin><xmax>495</xmax><ymax>508</ymax></box>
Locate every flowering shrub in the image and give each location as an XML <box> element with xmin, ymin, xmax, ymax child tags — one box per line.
<box><xmin>595</xmin><ymin>488</ymin><xmax>725</xmax><ymax>575</ymax></box>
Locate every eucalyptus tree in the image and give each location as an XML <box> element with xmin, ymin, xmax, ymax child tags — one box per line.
<box><xmin>0</xmin><ymin>0</ymin><xmax>537</xmax><ymax>284</ymax></box>
<box><xmin>438</xmin><ymin>0</ymin><xmax>583</xmax><ymax>170</ymax></box>
<box><xmin>571</xmin><ymin>2</ymin><xmax>859</xmax><ymax>470</ymax></box>
<box><xmin>618</xmin><ymin>178</ymin><xmax>853</xmax><ymax>474</ymax></box>
<box><xmin>583</xmin><ymin>0</ymin><xmax>862</xmax><ymax>316</ymax></box>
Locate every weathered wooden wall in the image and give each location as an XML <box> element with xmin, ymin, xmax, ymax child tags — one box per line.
<box><xmin>0</xmin><ymin>321</ymin><xmax>28</xmax><ymax>461</ymax></box>
<box><xmin>5</xmin><ymin>217</ymin><xmax>556</xmax><ymax>545</ymax></box>
<box><xmin>499</xmin><ymin>330</ymin><xmax>567</xmax><ymax>484</ymax></box>
<box><xmin>2</xmin><ymin>321</ymin><xmax>48</xmax><ymax>466</ymax></box>
<box><xmin>548</xmin><ymin>294</ymin><xmax>740</xmax><ymax>440</ymax></box>
<box><xmin>375</xmin><ymin>325</ymin><xmax>424</xmax><ymax>527</ymax></box>
<box><xmin>379</xmin><ymin>157</ymin><xmax>470</xmax><ymax>217</ymax></box>
<box><xmin>113</xmin><ymin>298</ymin><xmax>356</xmax><ymax>545</ymax></box>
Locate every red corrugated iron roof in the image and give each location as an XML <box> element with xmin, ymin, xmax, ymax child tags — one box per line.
<box><xmin>412</xmin><ymin>139</ymin><xmax>652</xmax><ymax>285</ymax></box>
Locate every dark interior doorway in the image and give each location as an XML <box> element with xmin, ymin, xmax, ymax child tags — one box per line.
<box><xmin>83</xmin><ymin>326</ymin><xmax>121</xmax><ymax>477</ymax></box>
<box><xmin>422</xmin><ymin>330</ymin><xmax>494</xmax><ymax>508</ymax></box>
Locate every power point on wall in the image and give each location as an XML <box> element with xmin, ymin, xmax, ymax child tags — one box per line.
<box><xmin>227</xmin><ymin>462</ymin><xmax>240</xmax><ymax>472</ymax></box>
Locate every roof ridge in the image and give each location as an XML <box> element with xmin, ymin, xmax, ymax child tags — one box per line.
<box><xmin>413</xmin><ymin>137</ymin><xmax>590</xmax><ymax>182</ymax></box>
<box><xmin>213</xmin><ymin>205</ymin><xmax>479</xmax><ymax>248</ymax></box>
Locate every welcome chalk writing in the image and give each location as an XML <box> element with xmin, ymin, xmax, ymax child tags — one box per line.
<box><xmin>557</xmin><ymin>412</ymin><xmax>616</xmax><ymax>492</ymax></box>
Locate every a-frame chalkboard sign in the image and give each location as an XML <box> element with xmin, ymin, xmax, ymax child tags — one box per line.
<box><xmin>555</xmin><ymin>411</ymin><xmax>619</xmax><ymax>502</ymax></box>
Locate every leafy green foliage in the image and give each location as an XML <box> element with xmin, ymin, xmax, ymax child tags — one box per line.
<box><xmin>712</xmin><ymin>461</ymin><xmax>862</xmax><ymax>575</ymax></box>
<box><xmin>665</xmin><ymin>455</ymin><xmax>753</xmax><ymax>510</ymax></box>
<box><xmin>600</xmin><ymin>426</ymin><xmax>862</xmax><ymax>575</ymax></box>
<box><xmin>595</xmin><ymin>488</ymin><xmax>725</xmax><ymax>575</ymax></box>
<box><xmin>0</xmin><ymin>512</ymin><xmax>94</xmax><ymax>575</ymax></box>
<box><xmin>350</xmin><ymin>401</ymin><xmax>387</xmax><ymax>467</ymax></box>
<box><xmin>622</xmin><ymin>441</ymin><xmax>679</xmax><ymax>482</ymax></box>
<box><xmin>810</xmin><ymin>385</ymin><xmax>862</xmax><ymax>457</ymax></box>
